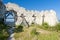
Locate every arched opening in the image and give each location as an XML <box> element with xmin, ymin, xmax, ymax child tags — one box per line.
<box><xmin>4</xmin><ymin>10</ymin><xmax>17</xmax><ymax>26</ymax></box>
<box><xmin>5</xmin><ymin>11</ymin><xmax>14</xmax><ymax>22</ymax></box>
<box><xmin>4</xmin><ymin>10</ymin><xmax>17</xmax><ymax>40</ymax></box>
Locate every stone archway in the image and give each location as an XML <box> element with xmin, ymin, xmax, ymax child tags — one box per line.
<box><xmin>4</xmin><ymin>10</ymin><xmax>17</xmax><ymax>26</ymax></box>
<box><xmin>4</xmin><ymin>10</ymin><xmax>17</xmax><ymax>40</ymax></box>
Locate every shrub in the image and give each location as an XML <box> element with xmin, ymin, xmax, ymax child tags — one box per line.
<box><xmin>55</xmin><ymin>23</ymin><xmax>60</xmax><ymax>31</ymax></box>
<box><xmin>15</xmin><ymin>25</ymin><xmax>23</xmax><ymax>33</ymax></box>
<box><xmin>0</xmin><ymin>21</ymin><xmax>9</xmax><ymax>40</ymax></box>
<box><xmin>30</xmin><ymin>28</ymin><xmax>39</xmax><ymax>36</ymax></box>
<box><xmin>42</xmin><ymin>23</ymin><xmax>49</xmax><ymax>30</ymax></box>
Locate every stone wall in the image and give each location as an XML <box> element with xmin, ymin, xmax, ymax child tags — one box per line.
<box><xmin>0</xmin><ymin>0</ymin><xmax>6</xmax><ymax>20</ymax></box>
<box><xmin>5</xmin><ymin>2</ymin><xmax>58</xmax><ymax>26</ymax></box>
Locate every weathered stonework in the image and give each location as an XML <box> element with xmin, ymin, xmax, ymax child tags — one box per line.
<box><xmin>0</xmin><ymin>0</ymin><xmax>6</xmax><ymax>21</ymax></box>
<box><xmin>5</xmin><ymin>2</ymin><xmax>58</xmax><ymax>26</ymax></box>
<box><xmin>0</xmin><ymin>2</ymin><xmax>58</xmax><ymax>26</ymax></box>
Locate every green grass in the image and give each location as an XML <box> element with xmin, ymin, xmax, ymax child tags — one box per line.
<box><xmin>14</xmin><ymin>24</ymin><xmax>60</xmax><ymax>40</ymax></box>
<box><xmin>14</xmin><ymin>30</ymin><xmax>59</xmax><ymax>40</ymax></box>
<box><xmin>0</xmin><ymin>21</ymin><xmax>60</xmax><ymax>40</ymax></box>
<box><xmin>0</xmin><ymin>21</ymin><xmax>9</xmax><ymax>40</ymax></box>
<box><xmin>38</xmin><ymin>32</ymin><xmax>58</xmax><ymax>40</ymax></box>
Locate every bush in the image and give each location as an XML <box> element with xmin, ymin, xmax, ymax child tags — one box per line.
<box><xmin>0</xmin><ymin>21</ymin><xmax>9</xmax><ymax>40</ymax></box>
<box><xmin>42</xmin><ymin>23</ymin><xmax>49</xmax><ymax>30</ymax></box>
<box><xmin>55</xmin><ymin>23</ymin><xmax>60</xmax><ymax>31</ymax></box>
<box><xmin>30</xmin><ymin>28</ymin><xmax>39</xmax><ymax>36</ymax></box>
<box><xmin>15</xmin><ymin>25</ymin><xmax>23</xmax><ymax>33</ymax></box>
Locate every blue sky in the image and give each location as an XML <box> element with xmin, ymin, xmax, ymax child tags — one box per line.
<box><xmin>3</xmin><ymin>0</ymin><xmax>60</xmax><ymax>20</ymax></box>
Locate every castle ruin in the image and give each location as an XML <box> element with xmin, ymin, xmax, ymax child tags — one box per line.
<box><xmin>0</xmin><ymin>1</ymin><xmax>58</xmax><ymax>27</ymax></box>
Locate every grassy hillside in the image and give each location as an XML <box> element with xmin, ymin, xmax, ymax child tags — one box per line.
<box><xmin>0</xmin><ymin>22</ymin><xmax>60</xmax><ymax>40</ymax></box>
<box><xmin>14</xmin><ymin>23</ymin><xmax>60</xmax><ymax>40</ymax></box>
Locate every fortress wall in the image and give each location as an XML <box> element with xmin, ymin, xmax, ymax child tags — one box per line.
<box><xmin>5</xmin><ymin>2</ymin><xmax>58</xmax><ymax>26</ymax></box>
